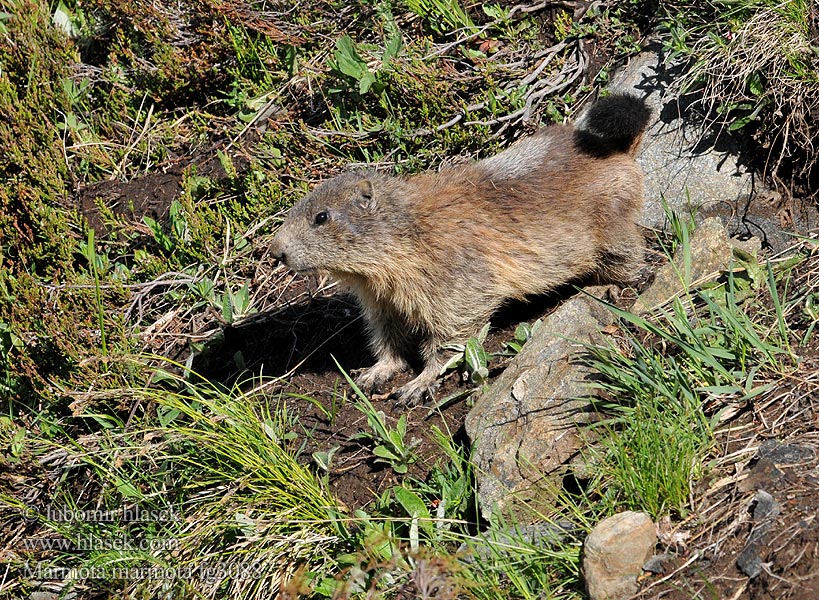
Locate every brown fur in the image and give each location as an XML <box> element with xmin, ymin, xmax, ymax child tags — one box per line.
<box><xmin>270</xmin><ymin>95</ymin><xmax>650</xmax><ymax>404</ymax></box>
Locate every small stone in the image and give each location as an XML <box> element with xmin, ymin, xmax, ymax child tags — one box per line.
<box><xmin>738</xmin><ymin>458</ymin><xmax>785</xmax><ymax>493</ymax></box>
<box><xmin>736</xmin><ymin>544</ymin><xmax>764</xmax><ymax>578</ymax></box>
<box><xmin>632</xmin><ymin>218</ymin><xmax>735</xmax><ymax>313</ymax></box>
<box><xmin>736</xmin><ymin>490</ymin><xmax>781</xmax><ymax>578</ymax></box>
<box><xmin>583</xmin><ymin>511</ymin><xmax>656</xmax><ymax>600</ymax></box>
<box><xmin>759</xmin><ymin>440</ymin><xmax>816</xmax><ymax>465</ymax></box>
<box><xmin>752</xmin><ymin>489</ymin><xmax>780</xmax><ymax>521</ymax></box>
<box><xmin>642</xmin><ymin>553</ymin><xmax>674</xmax><ymax>575</ymax></box>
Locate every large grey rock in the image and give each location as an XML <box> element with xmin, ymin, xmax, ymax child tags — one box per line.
<box><xmin>583</xmin><ymin>511</ymin><xmax>656</xmax><ymax>600</ymax></box>
<box><xmin>607</xmin><ymin>43</ymin><xmax>819</xmax><ymax>252</ymax></box>
<box><xmin>465</xmin><ymin>289</ymin><xmax>614</xmax><ymax>520</ymax></box>
<box><xmin>609</xmin><ymin>47</ymin><xmax>759</xmax><ymax>230</ymax></box>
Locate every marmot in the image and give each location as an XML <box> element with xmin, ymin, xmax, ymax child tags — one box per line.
<box><xmin>270</xmin><ymin>94</ymin><xmax>650</xmax><ymax>405</ymax></box>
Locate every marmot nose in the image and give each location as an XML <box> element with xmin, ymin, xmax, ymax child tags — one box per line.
<box><xmin>268</xmin><ymin>238</ymin><xmax>287</xmax><ymax>266</ymax></box>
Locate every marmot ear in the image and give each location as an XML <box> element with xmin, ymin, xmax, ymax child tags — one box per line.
<box><xmin>356</xmin><ymin>179</ymin><xmax>377</xmax><ymax>212</ymax></box>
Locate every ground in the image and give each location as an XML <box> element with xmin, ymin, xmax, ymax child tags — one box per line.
<box><xmin>75</xmin><ymin>157</ymin><xmax>819</xmax><ymax>598</ymax></box>
<box><xmin>3</xmin><ymin>2</ymin><xmax>819</xmax><ymax>598</ymax></box>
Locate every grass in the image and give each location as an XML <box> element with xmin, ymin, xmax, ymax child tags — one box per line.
<box><xmin>662</xmin><ymin>0</ymin><xmax>819</xmax><ymax>194</ymax></box>
<box><xmin>582</xmin><ymin>212</ymin><xmax>799</xmax><ymax>518</ymax></box>
<box><xmin>4</xmin><ymin>366</ymin><xmax>344</xmax><ymax>599</ymax></box>
<box><xmin>2</xmin><ymin>0</ymin><xmax>819</xmax><ymax>598</ymax></box>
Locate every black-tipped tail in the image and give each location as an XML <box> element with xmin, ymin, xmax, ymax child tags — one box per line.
<box><xmin>574</xmin><ymin>93</ymin><xmax>650</xmax><ymax>157</ymax></box>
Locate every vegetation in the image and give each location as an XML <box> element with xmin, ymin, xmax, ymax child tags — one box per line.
<box><xmin>661</xmin><ymin>0</ymin><xmax>819</xmax><ymax>197</ymax></box>
<box><xmin>1</xmin><ymin>0</ymin><xmax>818</xmax><ymax>598</ymax></box>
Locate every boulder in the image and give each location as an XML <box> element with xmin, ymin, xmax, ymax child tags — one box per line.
<box><xmin>609</xmin><ymin>46</ymin><xmax>759</xmax><ymax>230</ymax></box>
<box><xmin>465</xmin><ymin>288</ymin><xmax>613</xmax><ymax>520</ymax></box>
<box><xmin>610</xmin><ymin>44</ymin><xmax>818</xmax><ymax>252</ymax></box>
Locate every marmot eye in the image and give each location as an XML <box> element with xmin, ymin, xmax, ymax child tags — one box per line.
<box><xmin>313</xmin><ymin>211</ymin><xmax>329</xmax><ymax>225</ymax></box>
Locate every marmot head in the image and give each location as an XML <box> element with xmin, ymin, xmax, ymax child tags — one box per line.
<box><xmin>269</xmin><ymin>171</ymin><xmax>405</xmax><ymax>275</ymax></box>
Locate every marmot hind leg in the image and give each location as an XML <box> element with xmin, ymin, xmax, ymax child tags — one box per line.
<box><xmin>594</xmin><ymin>230</ymin><xmax>646</xmax><ymax>285</ymax></box>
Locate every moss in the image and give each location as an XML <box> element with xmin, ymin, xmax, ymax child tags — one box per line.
<box><xmin>0</xmin><ymin>2</ymin><xmax>78</xmax><ymax>276</ymax></box>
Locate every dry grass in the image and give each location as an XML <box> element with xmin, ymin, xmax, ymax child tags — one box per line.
<box><xmin>674</xmin><ymin>0</ymin><xmax>819</xmax><ymax>196</ymax></box>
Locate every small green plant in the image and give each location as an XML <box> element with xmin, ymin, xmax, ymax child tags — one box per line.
<box><xmin>333</xmin><ymin>359</ymin><xmax>420</xmax><ymax>474</ymax></box>
<box><xmin>801</xmin><ymin>292</ymin><xmax>819</xmax><ymax>345</ymax></box>
<box><xmin>553</xmin><ymin>10</ymin><xmax>574</xmax><ymax>41</ymax></box>
<box><xmin>440</xmin><ymin>320</ymin><xmax>539</xmax><ymax>390</ymax></box>
<box><xmin>288</xmin><ymin>387</ymin><xmax>345</xmax><ymax>425</ymax></box>
<box><xmin>482</xmin><ymin>4</ymin><xmax>538</xmax><ymax>42</ymax></box>
<box><xmin>0</xmin><ymin>416</ymin><xmax>26</xmax><ymax>463</ymax></box>
<box><xmin>214</xmin><ymin>281</ymin><xmax>256</xmax><ymax>324</ymax></box>
<box><xmin>411</xmin><ymin>424</ymin><xmax>473</xmax><ymax>535</ymax></box>
<box><xmin>504</xmin><ymin>320</ymin><xmax>542</xmax><ymax>355</ymax></box>
<box><xmin>328</xmin><ymin>32</ymin><xmax>402</xmax><ymax>97</ymax></box>
<box><xmin>79</xmin><ymin>229</ymin><xmax>108</xmax><ymax>355</ymax></box>
<box><xmin>659</xmin><ymin>193</ymin><xmax>697</xmax><ymax>261</ymax></box>
<box><xmin>352</xmin><ymin>396</ymin><xmax>420</xmax><ymax>474</ymax></box>
<box><xmin>441</xmin><ymin>323</ymin><xmax>491</xmax><ymax>384</ymax></box>
<box><xmin>0</xmin><ymin>321</ymin><xmax>23</xmax><ymax>396</ymax></box>
<box><xmin>405</xmin><ymin>0</ymin><xmax>476</xmax><ymax>36</ymax></box>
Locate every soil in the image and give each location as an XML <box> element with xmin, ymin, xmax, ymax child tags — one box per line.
<box><xmin>76</xmin><ymin>133</ymin><xmax>256</xmax><ymax>235</ymax></box>
<box><xmin>192</xmin><ymin>275</ymin><xmax>581</xmax><ymax>512</ymax></box>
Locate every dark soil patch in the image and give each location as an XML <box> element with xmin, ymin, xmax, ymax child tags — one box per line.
<box><xmin>76</xmin><ymin>134</ymin><xmax>256</xmax><ymax>235</ymax></box>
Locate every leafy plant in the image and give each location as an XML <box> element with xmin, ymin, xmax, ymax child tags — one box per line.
<box><xmin>333</xmin><ymin>359</ymin><xmax>420</xmax><ymax>474</ymax></box>
<box><xmin>352</xmin><ymin>396</ymin><xmax>420</xmax><ymax>474</ymax></box>
<box><xmin>328</xmin><ymin>32</ymin><xmax>403</xmax><ymax>97</ymax></box>
<box><xmin>441</xmin><ymin>323</ymin><xmax>491</xmax><ymax>384</ymax></box>
<box><xmin>214</xmin><ymin>281</ymin><xmax>256</xmax><ymax>324</ymax></box>
<box><xmin>505</xmin><ymin>320</ymin><xmax>542</xmax><ymax>355</ymax></box>
<box><xmin>405</xmin><ymin>0</ymin><xmax>476</xmax><ymax>36</ymax></box>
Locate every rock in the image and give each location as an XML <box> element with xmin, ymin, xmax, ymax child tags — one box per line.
<box><xmin>759</xmin><ymin>439</ymin><xmax>816</xmax><ymax>465</ymax></box>
<box><xmin>609</xmin><ymin>45</ymin><xmax>759</xmax><ymax>230</ymax></box>
<box><xmin>632</xmin><ymin>217</ymin><xmax>745</xmax><ymax>313</ymax></box>
<box><xmin>465</xmin><ymin>288</ymin><xmax>614</xmax><ymax>520</ymax></box>
<box><xmin>699</xmin><ymin>190</ymin><xmax>815</xmax><ymax>254</ymax></box>
<box><xmin>583</xmin><ymin>511</ymin><xmax>656</xmax><ymax>600</ymax></box>
<box><xmin>736</xmin><ymin>490</ymin><xmax>781</xmax><ymax>578</ymax></box>
<box><xmin>610</xmin><ymin>44</ymin><xmax>819</xmax><ymax>252</ymax></box>
<box><xmin>752</xmin><ymin>489</ymin><xmax>779</xmax><ymax>521</ymax></box>
<box><xmin>738</xmin><ymin>458</ymin><xmax>785</xmax><ymax>493</ymax></box>
<box><xmin>642</xmin><ymin>553</ymin><xmax>674</xmax><ymax>575</ymax></box>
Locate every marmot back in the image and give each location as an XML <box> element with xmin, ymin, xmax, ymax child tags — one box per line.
<box><xmin>270</xmin><ymin>93</ymin><xmax>650</xmax><ymax>405</ymax></box>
